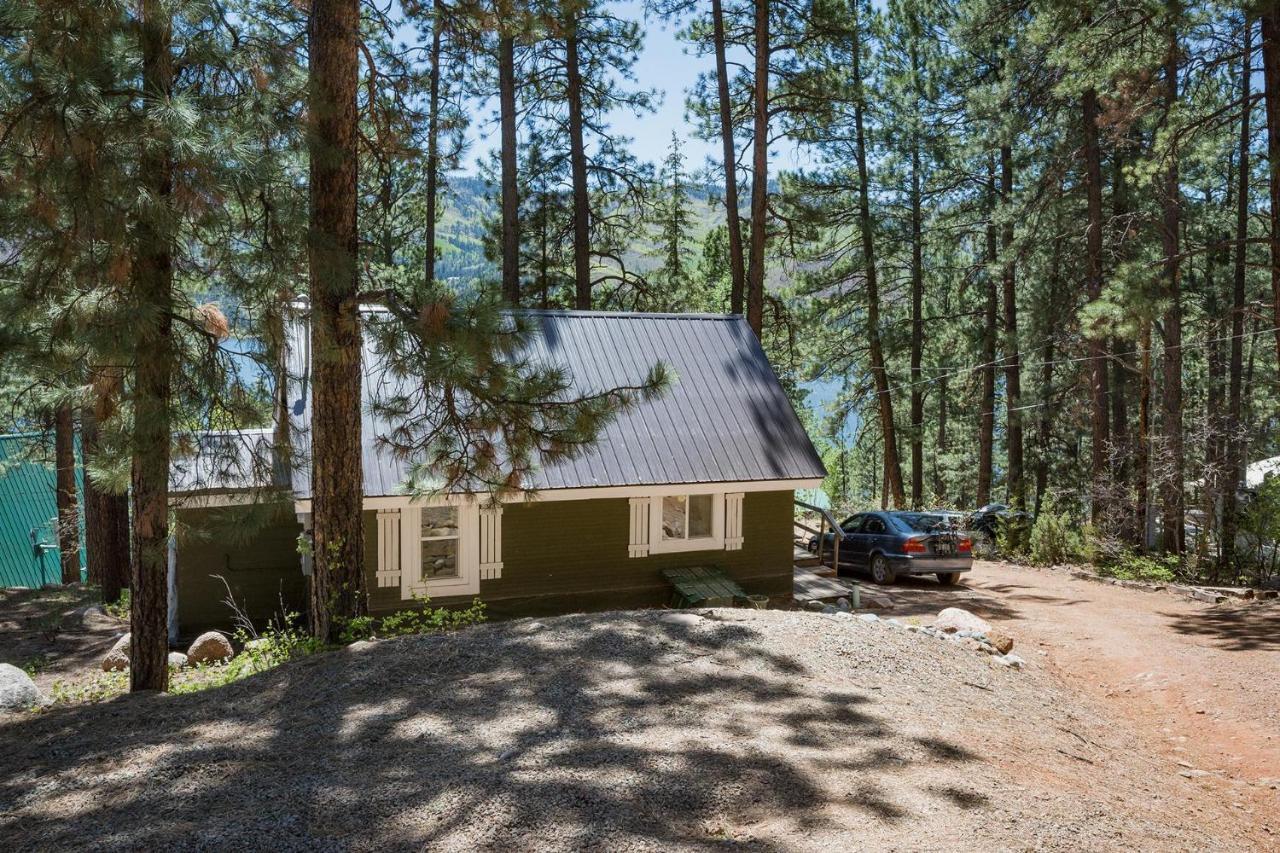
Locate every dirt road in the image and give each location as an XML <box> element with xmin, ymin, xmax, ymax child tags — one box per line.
<box><xmin>869</xmin><ymin>560</ymin><xmax>1279</xmax><ymax>836</ymax></box>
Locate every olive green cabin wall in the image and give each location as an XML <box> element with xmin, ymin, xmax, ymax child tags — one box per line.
<box><xmin>175</xmin><ymin>505</ymin><xmax>306</xmax><ymax>635</ymax></box>
<box><xmin>363</xmin><ymin>490</ymin><xmax>795</xmax><ymax>618</ymax></box>
<box><xmin>177</xmin><ymin>490</ymin><xmax>796</xmax><ymax>633</ymax></box>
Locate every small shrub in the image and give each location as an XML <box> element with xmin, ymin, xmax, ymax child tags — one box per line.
<box><xmin>379</xmin><ymin>596</ymin><xmax>487</xmax><ymax>637</ymax></box>
<box><xmin>1025</xmin><ymin>504</ymin><xmax>1085</xmax><ymax>566</ymax></box>
<box><xmin>1100</xmin><ymin>551</ymin><xmax>1181</xmax><ymax>584</ymax></box>
<box><xmin>104</xmin><ymin>589</ymin><xmax>130</xmax><ymax>622</ymax></box>
<box><xmin>338</xmin><ymin>615</ymin><xmax>376</xmax><ymax>645</ymax></box>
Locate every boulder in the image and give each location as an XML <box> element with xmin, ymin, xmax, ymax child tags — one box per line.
<box><xmin>0</xmin><ymin>663</ymin><xmax>44</xmax><ymax>710</ymax></box>
<box><xmin>984</xmin><ymin>627</ymin><xmax>1016</xmax><ymax>654</ymax></box>
<box><xmin>934</xmin><ymin>607</ymin><xmax>1015</xmax><ymax>653</ymax></box>
<box><xmin>933</xmin><ymin>607</ymin><xmax>993</xmax><ymax>634</ymax></box>
<box><xmin>102</xmin><ymin>647</ymin><xmax>129</xmax><ymax>672</ymax></box>
<box><xmin>167</xmin><ymin>652</ymin><xmax>189</xmax><ymax>669</ymax></box>
<box><xmin>186</xmin><ymin>631</ymin><xmax>234</xmax><ymax>665</ymax></box>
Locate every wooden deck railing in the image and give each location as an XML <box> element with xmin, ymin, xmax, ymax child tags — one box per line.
<box><xmin>794</xmin><ymin>499</ymin><xmax>845</xmax><ymax>572</ymax></box>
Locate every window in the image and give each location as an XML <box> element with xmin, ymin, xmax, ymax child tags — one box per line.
<box><xmin>861</xmin><ymin>515</ymin><xmax>887</xmax><ymax>535</ymax></box>
<box><xmin>662</xmin><ymin>494</ymin><xmax>714</xmax><ymax>541</ymax></box>
<box><xmin>419</xmin><ymin>505</ymin><xmax>459</xmax><ymax>581</ymax></box>
<box><xmin>647</xmin><ymin>491</ymin><xmax>725</xmax><ymax>554</ymax></box>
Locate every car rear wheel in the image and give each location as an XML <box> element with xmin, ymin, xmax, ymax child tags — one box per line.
<box><xmin>936</xmin><ymin>572</ymin><xmax>961</xmax><ymax>586</ymax></box>
<box><xmin>870</xmin><ymin>554</ymin><xmax>895</xmax><ymax>585</ymax></box>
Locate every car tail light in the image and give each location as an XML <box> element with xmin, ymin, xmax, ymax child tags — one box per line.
<box><xmin>957</xmin><ymin>537</ymin><xmax>972</xmax><ymax>553</ymax></box>
<box><xmin>904</xmin><ymin>537</ymin><xmax>928</xmax><ymax>553</ymax></box>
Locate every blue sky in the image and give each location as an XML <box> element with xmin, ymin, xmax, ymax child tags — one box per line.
<box><xmin>461</xmin><ymin>1</ymin><xmax>808</xmax><ymax>178</ymax></box>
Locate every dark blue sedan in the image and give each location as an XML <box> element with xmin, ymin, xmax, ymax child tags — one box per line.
<box><xmin>807</xmin><ymin>511</ymin><xmax>973</xmax><ymax>585</ymax></box>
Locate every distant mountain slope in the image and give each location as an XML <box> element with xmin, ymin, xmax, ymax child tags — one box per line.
<box><xmin>433</xmin><ymin>175</ymin><xmax>728</xmax><ymax>283</ymax></box>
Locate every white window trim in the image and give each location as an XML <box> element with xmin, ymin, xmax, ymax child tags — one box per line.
<box><xmin>649</xmin><ymin>491</ymin><xmax>726</xmax><ymax>554</ymax></box>
<box><xmin>401</xmin><ymin>502</ymin><xmax>479</xmax><ymax>598</ymax></box>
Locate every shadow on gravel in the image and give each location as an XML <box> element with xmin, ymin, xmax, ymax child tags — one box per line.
<box><xmin>1158</xmin><ymin>602</ymin><xmax>1280</xmax><ymax>652</ymax></box>
<box><xmin>0</xmin><ymin>612</ymin><xmax>982</xmax><ymax>850</ymax></box>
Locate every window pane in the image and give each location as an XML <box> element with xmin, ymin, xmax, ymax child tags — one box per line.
<box><xmin>662</xmin><ymin>495</ymin><xmax>687</xmax><ymax>540</ymax></box>
<box><xmin>421</xmin><ymin>506</ymin><xmax>458</xmax><ymax>538</ymax></box>
<box><xmin>421</xmin><ymin>537</ymin><xmax>458</xmax><ymax>579</ymax></box>
<box><xmin>688</xmin><ymin>494</ymin><xmax>713</xmax><ymax>538</ymax></box>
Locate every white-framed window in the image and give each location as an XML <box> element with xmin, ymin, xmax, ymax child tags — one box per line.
<box><xmin>648</xmin><ymin>491</ymin><xmax>725</xmax><ymax>554</ymax></box>
<box><xmin>418</xmin><ymin>506</ymin><xmax>460</xmax><ymax>581</ymax></box>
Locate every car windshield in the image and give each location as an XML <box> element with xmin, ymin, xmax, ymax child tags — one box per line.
<box><xmin>892</xmin><ymin>512</ymin><xmax>948</xmax><ymax>532</ymax></box>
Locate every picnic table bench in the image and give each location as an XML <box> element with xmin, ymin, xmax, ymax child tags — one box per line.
<box><xmin>662</xmin><ymin>565</ymin><xmax>749</xmax><ymax>608</ymax></box>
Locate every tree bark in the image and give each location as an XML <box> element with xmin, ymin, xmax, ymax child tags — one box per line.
<box><xmin>424</xmin><ymin>0</ymin><xmax>444</xmax><ymax>288</ymax></box>
<box><xmin>1260</xmin><ymin>5</ymin><xmax>1280</xmax><ymax>370</ymax></box>
<box><xmin>131</xmin><ymin>0</ymin><xmax>174</xmax><ymax>692</ymax></box>
<box><xmin>977</xmin><ymin>158</ymin><xmax>998</xmax><ymax>507</ymax></box>
<box><xmin>308</xmin><ymin>0</ymin><xmax>366</xmax><ymax>643</ymax></box>
<box><xmin>999</xmin><ymin>144</ymin><xmax>1023</xmax><ymax>511</ymax></box>
<box><xmin>566</xmin><ymin>17</ymin><xmax>592</xmax><ymax>309</ymax></box>
<box><xmin>1083</xmin><ymin>86</ymin><xmax>1111</xmax><ymax>524</ymax></box>
<box><xmin>1159</xmin><ymin>27</ymin><xmax>1184</xmax><ymax>555</ymax></box>
<box><xmin>745</xmin><ymin>0</ymin><xmax>769</xmax><ymax>337</ymax></box>
<box><xmin>852</xmin><ymin>10</ymin><xmax>905</xmax><ymax>508</ymax></box>
<box><xmin>1224</xmin><ymin>15</ymin><xmax>1252</xmax><ymax>573</ymax></box>
<box><xmin>81</xmin><ymin>404</ymin><xmax>129</xmax><ymax>603</ymax></box>
<box><xmin>1136</xmin><ymin>321</ymin><xmax>1152</xmax><ymax>549</ymax></box>
<box><xmin>712</xmin><ymin>0</ymin><xmax>746</xmax><ymax>316</ymax></box>
<box><xmin>54</xmin><ymin>404</ymin><xmax>79</xmax><ymax>584</ymax></box>
<box><xmin>498</xmin><ymin>23</ymin><xmax>520</xmax><ymax>303</ymax></box>
<box><xmin>909</xmin><ymin>66</ymin><xmax>924</xmax><ymax>509</ymax></box>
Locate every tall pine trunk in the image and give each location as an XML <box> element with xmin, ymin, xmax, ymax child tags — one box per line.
<box><xmin>1136</xmin><ymin>322</ymin><xmax>1153</xmax><ymax>548</ymax></box>
<box><xmin>1159</xmin><ymin>27</ymin><xmax>1184</xmax><ymax>555</ymax></box>
<box><xmin>1224</xmin><ymin>15</ymin><xmax>1252</xmax><ymax>573</ymax></box>
<box><xmin>566</xmin><ymin>20</ymin><xmax>592</xmax><ymax>309</ymax></box>
<box><xmin>308</xmin><ymin>0</ymin><xmax>365</xmax><ymax>643</ymax></box>
<box><xmin>712</xmin><ymin>0</ymin><xmax>746</xmax><ymax>315</ymax></box>
<box><xmin>498</xmin><ymin>25</ymin><xmax>520</xmax><ymax>303</ymax></box>
<box><xmin>81</xmin><ymin>403</ymin><xmax>129</xmax><ymax>602</ymax></box>
<box><xmin>852</xmin><ymin>10</ymin><xmax>905</xmax><ymax>508</ymax></box>
<box><xmin>977</xmin><ymin>158</ymin><xmax>997</xmax><ymax>507</ymax></box>
<box><xmin>908</xmin><ymin>66</ymin><xmax>924</xmax><ymax>509</ymax></box>
<box><xmin>1261</xmin><ymin>5</ymin><xmax>1280</xmax><ymax>370</ymax></box>
<box><xmin>131</xmin><ymin>0</ymin><xmax>174</xmax><ymax>692</ymax></box>
<box><xmin>54</xmin><ymin>404</ymin><xmax>79</xmax><ymax>584</ymax></box>
<box><xmin>424</xmin><ymin>0</ymin><xmax>443</xmax><ymax>289</ymax></box>
<box><xmin>1000</xmin><ymin>144</ymin><xmax>1024</xmax><ymax>510</ymax></box>
<box><xmin>745</xmin><ymin>0</ymin><xmax>769</xmax><ymax>336</ymax></box>
<box><xmin>1083</xmin><ymin>86</ymin><xmax>1110</xmax><ymax>524</ymax></box>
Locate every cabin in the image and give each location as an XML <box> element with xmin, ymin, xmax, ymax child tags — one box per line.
<box><xmin>169</xmin><ymin>309</ymin><xmax>826</xmax><ymax>637</ymax></box>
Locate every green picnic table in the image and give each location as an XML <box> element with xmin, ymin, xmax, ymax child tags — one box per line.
<box><xmin>662</xmin><ymin>565</ymin><xmax>748</xmax><ymax>608</ymax></box>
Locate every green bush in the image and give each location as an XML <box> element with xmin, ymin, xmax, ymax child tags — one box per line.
<box><xmin>103</xmin><ymin>589</ymin><xmax>130</xmax><ymax>622</ymax></box>
<box><xmin>379</xmin><ymin>596</ymin><xmax>487</xmax><ymax>637</ymax></box>
<box><xmin>1025</xmin><ymin>504</ymin><xmax>1085</xmax><ymax>566</ymax></box>
<box><xmin>1099</xmin><ymin>551</ymin><xmax>1181</xmax><ymax>584</ymax></box>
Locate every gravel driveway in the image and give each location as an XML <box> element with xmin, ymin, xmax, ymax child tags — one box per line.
<box><xmin>0</xmin><ymin>607</ymin><xmax>1264</xmax><ymax>851</ymax></box>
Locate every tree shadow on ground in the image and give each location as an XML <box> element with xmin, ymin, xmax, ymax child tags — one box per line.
<box><xmin>1157</xmin><ymin>601</ymin><xmax>1280</xmax><ymax>652</ymax></box>
<box><xmin>0</xmin><ymin>611</ymin><xmax>986</xmax><ymax>851</ymax></box>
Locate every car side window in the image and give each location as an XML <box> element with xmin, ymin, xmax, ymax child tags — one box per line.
<box><xmin>862</xmin><ymin>515</ymin><xmax>887</xmax><ymax>534</ymax></box>
<box><xmin>840</xmin><ymin>514</ymin><xmax>863</xmax><ymax>534</ymax></box>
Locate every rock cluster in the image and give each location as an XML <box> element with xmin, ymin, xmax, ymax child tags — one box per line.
<box><xmin>100</xmin><ymin>629</ymin><xmax>232</xmax><ymax>672</ymax></box>
<box><xmin>811</xmin><ymin>603</ymin><xmax>1024</xmax><ymax>670</ymax></box>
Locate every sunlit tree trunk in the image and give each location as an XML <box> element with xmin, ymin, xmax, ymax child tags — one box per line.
<box><xmin>1082</xmin><ymin>86</ymin><xmax>1110</xmax><ymax>525</ymax></box>
<box><xmin>712</xmin><ymin>0</ymin><xmax>745</xmax><ymax>315</ymax></box>
<box><xmin>308</xmin><ymin>0</ymin><xmax>366</xmax><ymax>642</ymax></box>
<box><xmin>54</xmin><ymin>404</ymin><xmax>79</xmax><ymax>584</ymax></box>
<box><xmin>1159</xmin><ymin>24</ymin><xmax>1184</xmax><ymax>555</ymax></box>
<box><xmin>745</xmin><ymin>0</ymin><xmax>769</xmax><ymax>336</ymax></box>
<box><xmin>131</xmin><ymin>0</ymin><xmax>175</xmax><ymax>692</ymax></box>
<box><xmin>566</xmin><ymin>17</ymin><xmax>592</xmax><ymax>309</ymax></box>
<box><xmin>1000</xmin><ymin>144</ymin><xmax>1024</xmax><ymax>511</ymax></box>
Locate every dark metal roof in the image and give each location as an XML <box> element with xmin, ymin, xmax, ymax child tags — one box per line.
<box><xmin>232</xmin><ymin>309</ymin><xmax>825</xmax><ymax>499</ymax></box>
